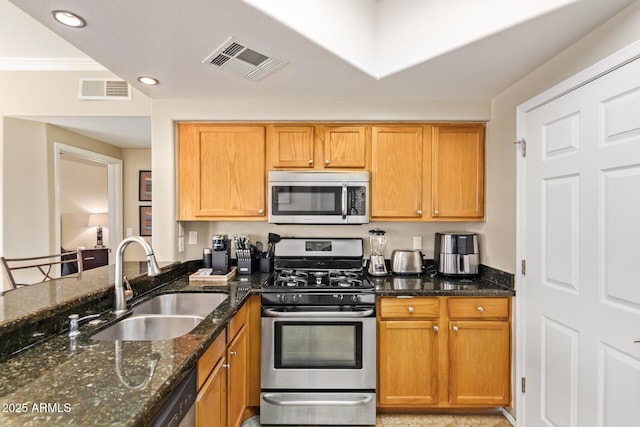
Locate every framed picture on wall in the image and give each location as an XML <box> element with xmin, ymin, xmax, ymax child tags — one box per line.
<box><xmin>139</xmin><ymin>206</ymin><xmax>152</xmax><ymax>236</ymax></box>
<box><xmin>138</xmin><ymin>170</ymin><xmax>152</xmax><ymax>201</ymax></box>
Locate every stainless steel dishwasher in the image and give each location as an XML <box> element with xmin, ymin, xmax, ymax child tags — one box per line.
<box><xmin>150</xmin><ymin>368</ymin><xmax>196</xmax><ymax>427</ymax></box>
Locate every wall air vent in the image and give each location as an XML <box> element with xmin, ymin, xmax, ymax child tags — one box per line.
<box><xmin>79</xmin><ymin>78</ymin><xmax>131</xmax><ymax>100</ymax></box>
<box><xmin>203</xmin><ymin>37</ymin><xmax>287</xmax><ymax>82</ymax></box>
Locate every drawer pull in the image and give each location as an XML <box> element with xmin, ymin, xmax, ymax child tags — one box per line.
<box><xmin>433</xmin><ymin>325</ymin><xmax>439</xmax><ymax>332</ymax></box>
<box><xmin>452</xmin><ymin>326</ymin><xmax>459</xmax><ymax>332</ymax></box>
<box><xmin>408</xmin><ymin>306</ymin><xmax>414</xmax><ymax>313</ymax></box>
<box><xmin>477</xmin><ymin>306</ymin><xmax>484</xmax><ymax>312</ymax></box>
<box><xmin>230</xmin><ymin>351</ymin><xmax>237</xmax><ymax>356</ymax></box>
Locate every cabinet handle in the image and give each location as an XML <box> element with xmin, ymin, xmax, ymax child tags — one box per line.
<box><xmin>433</xmin><ymin>325</ymin><xmax>439</xmax><ymax>332</ymax></box>
<box><xmin>325</xmin><ymin>159</ymin><xmax>330</xmax><ymax>165</ymax></box>
<box><xmin>230</xmin><ymin>351</ymin><xmax>237</xmax><ymax>356</ymax></box>
<box><xmin>634</xmin><ymin>340</ymin><xmax>640</xmax><ymax>343</ymax></box>
<box><xmin>222</xmin><ymin>363</ymin><xmax>230</xmax><ymax>368</ymax></box>
<box><xmin>408</xmin><ymin>306</ymin><xmax>414</xmax><ymax>313</ymax></box>
<box><xmin>417</xmin><ymin>210</ymin><xmax>423</xmax><ymax>215</ymax></box>
<box><xmin>258</xmin><ymin>209</ymin><xmax>264</xmax><ymax>214</ymax></box>
<box><xmin>308</xmin><ymin>159</ymin><xmax>313</xmax><ymax>165</ymax></box>
<box><xmin>452</xmin><ymin>326</ymin><xmax>459</xmax><ymax>332</ymax></box>
<box><xmin>434</xmin><ymin>210</ymin><xmax>439</xmax><ymax>216</ymax></box>
<box><xmin>477</xmin><ymin>306</ymin><xmax>484</xmax><ymax>312</ymax></box>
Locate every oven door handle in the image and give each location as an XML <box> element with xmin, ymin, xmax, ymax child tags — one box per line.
<box><xmin>263</xmin><ymin>308</ymin><xmax>374</xmax><ymax>318</ymax></box>
<box><xmin>262</xmin><ymin>393</ymin><xmax>373</xmax><ymax>407</ymax></box>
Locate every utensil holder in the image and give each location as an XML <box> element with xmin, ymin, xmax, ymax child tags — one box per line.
<box><xmin>259</xmin><ymin>257</ymin><xmax>273</xmax><ymax>273</ymax></box>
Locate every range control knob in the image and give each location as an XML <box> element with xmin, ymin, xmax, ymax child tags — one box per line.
<box><xmin>278</xmin><ymin>294</ymin><xmax>288</xmax><ymax>304</ymax></box>
<box><xmin>333</xmin><ymin>294</ymin><xmax>344</xmax><ymax>303</ymax></box>
<box><xmin>350</xmin><ymin>295</ymin><xmax>358</xmax><ymax>303</ymax></box>
<box><xmin>291</xmin><ymin>294</ymin><xmax>300</xmax><ymax>304</ymax></box>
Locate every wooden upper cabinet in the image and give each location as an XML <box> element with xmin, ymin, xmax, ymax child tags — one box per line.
<box><xmin>269</xmin><ymin>125</ymin><xmax>367</xmax><ymax>169</ymax></box>
<box><xmin>370</xmin><ymin>126</ymin><xmax>423</xmax><ymax>219</ymax></box>
<box><xmin>177</xmin><ymin>124</ymin><xmax>266</xmax><ymax>220</ymax></box>
<box><xmin>321</xmin><ymin>125</ymin><xmax>367</xmax><ymax>168</ymax></box>
<box><xmin>270</xmin><ymin>125</ymin><xmax>315</xmax><ymax>168</ymax></box>
<box><xmin>431</xmin><ymin>124</ymin><xmax>485</xmax><ymax>220</ymax></box>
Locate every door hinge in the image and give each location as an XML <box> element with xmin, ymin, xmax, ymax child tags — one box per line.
<box><xmin>521</xmin><ymin>377</ymin><xmax>526</xmax><ymax>393</ymax></box>
<box><xmin>521</xmin><ymin>259</ymin><xmax>526</xmax><ymax>275</ymax></box>
<box><xmin>514</xmin><ymin>139</ymin><xmax>526</xmax><ymax>157</ymax></box>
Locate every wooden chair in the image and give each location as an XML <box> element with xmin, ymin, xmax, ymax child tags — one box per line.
<box><xmin>1</xmin><ymin>249</ymin><xmax>84</xmax><ymax>290</ymax></box>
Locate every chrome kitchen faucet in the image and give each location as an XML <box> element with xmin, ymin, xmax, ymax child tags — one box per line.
<box><xmin>113</xmin><ymin>236</ymin><xmax>161</xmax><ymax>314</ymax></box>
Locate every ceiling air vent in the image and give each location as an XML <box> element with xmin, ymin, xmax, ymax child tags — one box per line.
<box><xmin>79</xmin><ymin>78</ymin><xmax>131</xmax><ymax>100</ymax></box>
<box><xmin>203</xmin><ymin>37</ymin><xmax>287</xmax><ymax>82</ymax></box>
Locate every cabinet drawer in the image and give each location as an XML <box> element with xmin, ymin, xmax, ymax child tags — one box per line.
<box><xmin>198</xmin><ymin>330</ymin><xmax>226</xmax><ymax>390</ymax></box>
<box><xmin>379</xmin><ymin>297</ymin><xmax>439</xmax><ymax>319</ymax></box>
<box><xmin>448</xmin><ymin>297</ymin><xmax>509</xmax><ymax>320</ymax></box>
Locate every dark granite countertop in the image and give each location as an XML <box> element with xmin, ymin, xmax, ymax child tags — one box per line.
<box><xmin>0</xmin><ymin>261</ymin><xmax>512</xmax><ymax>426</ymax></box>
<box><xmin>0</xmin><ymin>263</ymin><xmax>267</xmax><ymax>427</ymax></box>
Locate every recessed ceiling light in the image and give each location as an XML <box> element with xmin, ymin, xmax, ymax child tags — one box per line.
<box><xmin>52</xmin><ymin>10</ymin><xmax>86</xmax><ymax>28</ymax></box>
<box><xmin>137</xmin><ymin>76</ymin><xmax>159</xmax><ymax>85</ymax></box>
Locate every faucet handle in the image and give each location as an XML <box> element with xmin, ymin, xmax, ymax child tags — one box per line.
<box><xmin>123</xmin><ymin>276</ymin><xmax>133</xmax><ymax>300</ymax></box>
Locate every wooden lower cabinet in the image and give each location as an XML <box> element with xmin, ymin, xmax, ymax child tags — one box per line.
<box><xmin>227</xmin><ymin>324</ymin><xmax>248</xmax><ymax>427</ymax></box>
<box><xmin>196</xmin><ymin>295</ymin><xmax>261</xmax><ymax>427</ymax></box>
<box><xmin>377</xmin><ymin>296</ymin><xmax>511</xmax><ymax>409</ymax></box>
<box><xmin>197</xmin><ymin>331</ymin><xmax>227</xmax><ymax>427</ymax></box>
<box><xmin>378</xmin><ymin>320</ymin><xmax>439</xmax><ymax>405</ymax></box>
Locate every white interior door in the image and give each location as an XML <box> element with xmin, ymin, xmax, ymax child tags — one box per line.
<box><xmin>521</xmin><ymin>57</ymin><xmax>640</xmax><ymax>426</ymax></box>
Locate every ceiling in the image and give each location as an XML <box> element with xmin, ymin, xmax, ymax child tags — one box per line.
<box><xmin>2</xmin><ymin>0</ymin><xmax>638</xmax><ymax>147</ymax></box>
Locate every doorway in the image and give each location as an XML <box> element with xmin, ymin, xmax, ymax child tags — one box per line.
<box><xmin>53</xmin><ymin>143</ymin><xmax>123</xmax><ymax>262</ymax></box>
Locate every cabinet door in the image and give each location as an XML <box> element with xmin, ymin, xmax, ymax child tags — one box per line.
<box><xmin>378</xmin><ymin>320</ymin><xmax>439</xmax><ymax>405</ymax></box>
<box><xmin>271</xmin><ymin>126</ymin><xmax>315</xmax><ymax>168</ymax></box>
<box><xmin>432</xmin><ymin>125</ymin><xmax>485</xmax><ymax>219</ymax></box>
<box><xmin>322</xmin><ymin>125</ymin><xmax>366</xmax><ymax>168</ymax></box>
<box><xmin>196</xmin><ymin>357</ymin><xmax>227</xmax><ymax>427</ymax></box>
<box><xmin>227</xmin><ymin>324</ymin><xmax>248</xmax><ymax>427</ymax></box>
<box><xmin>371</xmin><ymin>126</ymin><xmax>423</xmax><ymax>218</ymax></box>
<box><xmin>177</xmin><ymin>124</ymin><xmax>266</xmax><ymax>219</ymax></box>
<box><xmin>448</xmin><ymin>320</ymin><xmax>510</xmax><ymax>405</ymax></box>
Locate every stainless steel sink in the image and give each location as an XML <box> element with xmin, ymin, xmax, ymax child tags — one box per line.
<box><xmin>132</xmin><ymin>292</ymin><xmax>228</xmax><ymax>317</ymax></box>
<box><xmin>91</xmin><ymin>314</ymin><xmax>204</xmax><ymax>341</ymax></box>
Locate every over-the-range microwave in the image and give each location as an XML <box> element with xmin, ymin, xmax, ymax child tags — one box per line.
<box><xmin>267</xmin><ymin>170</ymin><xmax>369</xmax><ymax>224</ymax></box>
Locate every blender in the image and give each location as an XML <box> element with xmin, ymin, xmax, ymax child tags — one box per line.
<box><xmin>367</xmin><ymin>229</ymin><xmax>388</xmax><ymax>276</ymax></box>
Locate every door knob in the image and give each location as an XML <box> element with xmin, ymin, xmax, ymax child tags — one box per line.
<box><xmin>408</xmin><ymin>306</ymin><xmax>414</xmax><ymax>313</ymax></box>
<box><xmin>433</xmin><ymin>325</ymin><xmax>439</xmax><ymax>332</ymax></box>
<box><xmin>325</xmin><ymin>159</ymin><xmax>330</xmax><ymax>165</ymax></box>
<box><xmin>308</xmin><ymin>159</ymin><xmax>313</xmax><ymax>165</ymax></box>
<box><xmin>477</xmin><ymin>306</ymin><xmax>484</xmax><ymax>312</ymax></box>
<box><xmin>452</xmin><ymin>326</ymin><xmax>459</xmax><ymax>332</ymax></box>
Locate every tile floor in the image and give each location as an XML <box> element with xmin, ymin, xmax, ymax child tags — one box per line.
<box><xmin>242</xmin><ymin>413</ymin><xmax>513</xmax><ymax>427</ymax></box>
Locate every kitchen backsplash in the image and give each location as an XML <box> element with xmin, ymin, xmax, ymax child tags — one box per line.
<box><xmin>181</xmin><ymin>220</ymin><xmax>476</xmax><ymax>261</ymax></box>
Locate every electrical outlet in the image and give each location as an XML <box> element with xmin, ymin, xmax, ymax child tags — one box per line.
<box><xmin>413</xmin><ymin>236</ymin><xmax>422</xmax><ymax>250</ymax></box>
<box><xmin>178</xmin><ymin>236</ymin><xmax>185</xmax><ymax>252</ymax></box>
<box><xmin>188</xmin><ymin>231</ymin><xmax>198</xmax><ymax>245</ymax></box>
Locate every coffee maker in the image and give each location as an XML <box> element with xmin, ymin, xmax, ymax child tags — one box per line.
<box><xmin>211</xmin><ymin>234</ymin><xmax>230</xmax><ymax>274</ymax></box>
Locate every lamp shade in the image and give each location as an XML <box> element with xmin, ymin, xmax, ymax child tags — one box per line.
<box><xmin>88</xmin><ymin>213</ymin><xmax>108</xmax><ymax>227</ymax></box>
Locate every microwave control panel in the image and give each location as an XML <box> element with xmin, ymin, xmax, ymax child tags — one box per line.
<box><xmin>348</xmin><ymin>186</ymin><xmax>367</xmax><ymax>215</ymax></box>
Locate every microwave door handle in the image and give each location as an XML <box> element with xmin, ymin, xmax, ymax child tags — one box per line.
<box><xmin>342</xmin><ymin>184</ymin><xmax>347</xmax><ymax>219</ymax></box>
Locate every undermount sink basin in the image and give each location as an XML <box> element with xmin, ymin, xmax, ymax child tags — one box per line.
<box><xmin>91</xmin><ymin>314</ymin><xmax>204</xmax><ymax>341</ymax></box>
<box><xmin>132</xmin><ymin>292</ymin><xmax>228</xmax><ymax>317</ymax></box>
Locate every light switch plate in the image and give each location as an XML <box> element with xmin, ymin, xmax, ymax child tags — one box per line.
<box><xmin>188</xmin><ymin>231</ymin><xmax>198</xmax><ymax>245</ymax></box>
<box><xmin>126</xmin><ymin>227</ymin><xmax>133</xmax><ymax>237</ymax></box>
<box><xmin>413</xmin><ymin>236</ymin><xmax>422</xmax><ymax>250</ymax></box>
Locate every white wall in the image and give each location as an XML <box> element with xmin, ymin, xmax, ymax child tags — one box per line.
<box><xmin>59</xmin><ymin>156</ymin><xmax>108</xmax><ymax>249</ymax></box>
<box><xmin>122</xmin><ymin>148</ymin><xmax>151</xmax><ymax>261</ymax></box>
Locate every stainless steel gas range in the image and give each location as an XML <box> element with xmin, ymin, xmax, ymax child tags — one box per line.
<box><xmin>260</xmin><ymin>238</ymin><xmax>376</xmax><ymax>426</ymax></box>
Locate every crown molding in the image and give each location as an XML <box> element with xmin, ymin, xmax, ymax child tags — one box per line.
<box><xmin>0</xmin><ymin>57</ymin><xmax>106</xmax><ymax>71</ymax></box>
